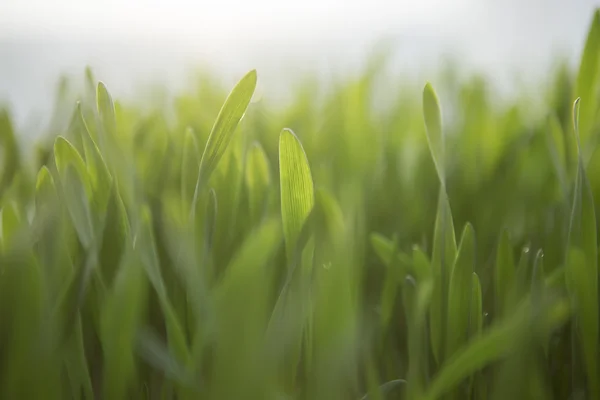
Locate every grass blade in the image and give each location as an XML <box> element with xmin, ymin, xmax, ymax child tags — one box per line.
<box><xmin>446</xmin><ymin>223</ymin><xmax>475</xmax><ymax>361</ymax></box>
<box><xmin>430</xmin><ymin>188</ymin><xmax>457</xmax><ymax>366</ymax></box>
<box><xmin>423</xmin><ymin>82</ymin><xmax>445</xmax><ymax>185</ymax></box>
<box><xmin>279</xmin><ymin>128</ymin><xmax>315</xmax><ymax>265</ymax></box>
<box><xmin>194</xmin><ymin>69</ymin><xmax>257</xmax><ymax>200</ymax></box>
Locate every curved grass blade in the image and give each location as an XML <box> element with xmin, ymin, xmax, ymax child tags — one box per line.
<box><xmin>279</xmin><ymin>128</ymin><xmax>315</xmax><ymax>265</ymax></box>
<box><xmin>423</xmin><ymin>82</ymin><xmax>445</xmax><ymax>185</ymax></box>
<box><xmin>565</xmin><ymin>97</ymin><xmax>599</xmax><ymax>400</ymax></box>
<box><xmin>192</xmin><ymin>70</ymin><xmax>257</xmax><ymax>208</ymax></box>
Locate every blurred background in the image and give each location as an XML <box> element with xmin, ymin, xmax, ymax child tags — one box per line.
<box><xmin>0</xmin><ymin>0</ymin><xmax>598</xmax><ymax>135</ymax></box>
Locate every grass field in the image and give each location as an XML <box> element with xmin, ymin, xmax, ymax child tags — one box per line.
<box><xmin>0</xmin><ymin>9</ymin><xmax>599</xmax><ymax>400</ymax></box>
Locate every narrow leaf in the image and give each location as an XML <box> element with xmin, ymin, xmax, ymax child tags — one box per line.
<box><xmin>279</xmin><ymin>128</ymin><xmax>315</xmax><ymax>264</ymax></box>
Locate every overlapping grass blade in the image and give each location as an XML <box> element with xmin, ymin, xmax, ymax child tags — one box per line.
<box><xmin>446</xmin><ymin>223</ymin><xmax>475</xmax><ymax>361</ymax></box>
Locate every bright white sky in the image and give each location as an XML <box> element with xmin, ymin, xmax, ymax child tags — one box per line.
<box><xmin>0</xmin><ymin>0</ymin><xmax>598</xmax><ymax>129</ymax></box>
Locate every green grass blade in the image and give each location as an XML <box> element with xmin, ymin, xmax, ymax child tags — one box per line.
<box><xmin>194</xmin><ymin>69</ymin><xmax>257</xmax><ymax>198</ymax></box>
<box><xmin>279</xmin><ymin>128</ymin><xmax>315</xmax><ymax>264</ymax></box>
<box><xmin>423</xmin><ymin>82</ymin><xmax>445</xmax><ymax>185</ymax></box>
<box><xmin>430</xmin><ymin>188</ymin><xmax>457</xmax><ymax>365</ymax></box>
<box><xmin>446</xmin><ymin>223</ymin><xmax>475</xmax><ymax>361</ymax></box>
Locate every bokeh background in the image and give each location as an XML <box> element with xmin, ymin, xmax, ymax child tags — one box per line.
<box><xmin>0</xmin><ymin>0</ymin><xmax>598</xmax><ymax>135</ymax></box>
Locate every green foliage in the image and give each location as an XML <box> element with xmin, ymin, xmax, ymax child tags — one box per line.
<box><xmin>0</xmin><ymin>9</ymin><xmax>599</xmax><ymax>399</ymax></box>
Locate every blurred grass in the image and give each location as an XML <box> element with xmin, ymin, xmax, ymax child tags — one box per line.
<box><xmin>0</xmin><ymin>8</ymin><xmax>598</xmax><ymax>400</ymax></box>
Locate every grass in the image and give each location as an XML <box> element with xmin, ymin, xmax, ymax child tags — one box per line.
<box><xmin>0</xmin><ymin>8</ymin><xmax>599</xmax><ymax>400</ymax></box>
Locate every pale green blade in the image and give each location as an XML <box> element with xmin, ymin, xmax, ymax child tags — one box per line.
<box><xmin>195</xmin><ymin>70</ymin><xmax>257</xmax><ymax>197</ymax></box>
<box><xmin>423</xmin><ymin>82</ymin><xmax>445</xmax><ymax>184</ymax></box>
<box><xmin>279</xmin><ymin>128</ymin><xmax>315</xmax><ymax>263</ymax></box>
